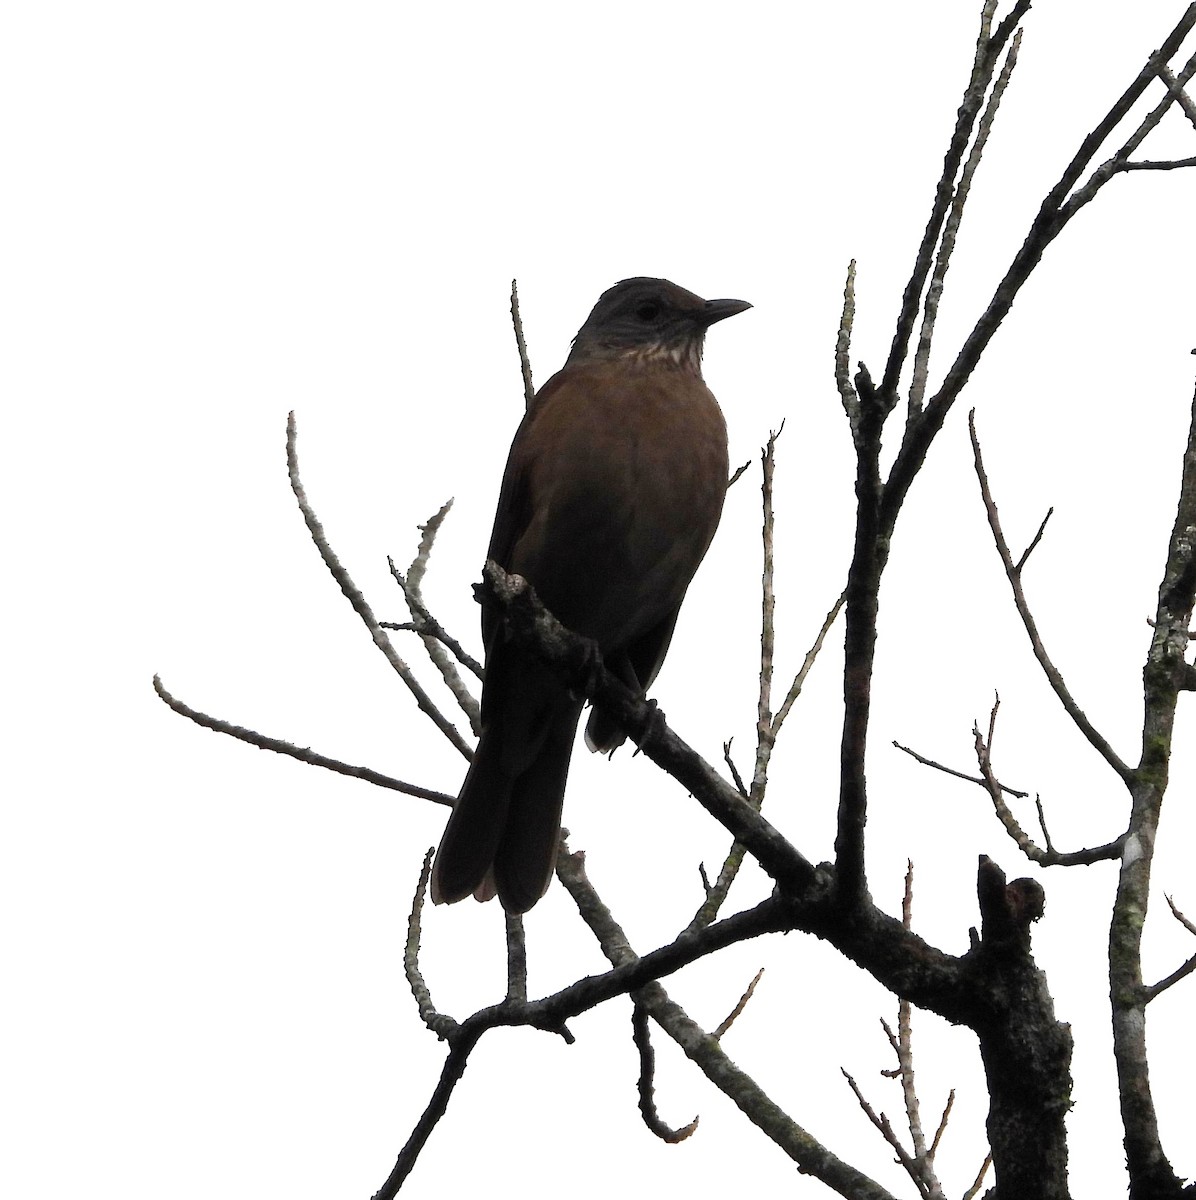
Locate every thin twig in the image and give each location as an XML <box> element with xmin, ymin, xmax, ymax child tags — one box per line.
<box><xmin>753</xmin><ymin>426</ymin><xmax>784</xmax><ymax>800</ymax></box>
<box><xmin>971</xmin><ymin>696</ymin><xmax>1125</xmax><ymax>865</ymax></box>
<box><xmin>962</xmin><ymin>1154</ymin><xmax>993</xmax><ymax>1200</ymax></box>
<box><xmin>1166</xmin><ymin>894</ymin><xmax>1196</xmax><ymax>938</ymax></box>
<box><xmin>880</xmin><ymin>0</ymin><xmax>1030</xmax><ymax>405</ymax></box>
<box><xmin>287</xmin><ymin>412</ymin><xmax>473</xmax><ymax>759</ymax></box>
<box><xmin>632</xmin><ymin>1000</ymin><xmax>700</xmax><ymax>1143</ymax></box>
<box><xmin>928</xmin><ymin>1089</ymin><xmax>954</xmax><ymax>1160</ymax></box>
<box><xmin>836</xmin><ymin>259</ymin><xmax>860</xmax><ymax>434</ymax></box>
<box><xmin>892</xmin><ymin>738</ymin><xmax>1029</xmax><ymax>799</ymax></box>
<box><xmin>1014</xmin><ymin>506</ymin><xmax>1054</xmax><ymax>574</ymax></box>
<box><xmin>556</xmin><ymin>847</ymin><xmax>898</xmax><ymax>1199</ymax></box>
<box><xmin>405</xmin><ymin>849</ymin><xmax>457</xmax><ymax>1038</ymax></box>
<box><xmin>510</xmin><ymin>279</ymin><xmax>535</xmax><ymax>409</ymax></box>
<box><xmin>770</xmin><ymin>589</ymin><xmax>847</xmax><ymax>741</ymax></box>
<box><xmin>1159</xmin><ymin>62</ymin><xmax>1196</xmax><ymax>126</ymax></box>
<box><xmin>908</xmin><ymin>26</ymin><xmax>1022</xmax><ymax>421</ymax></box>
<box><xmin>881</xmin><ymin>13</ymin><xmax>1196</xmax><ymax>537</ymax></box>
<box><xmin>152</xmin><ymin>675</ymin><xmax>455</xmax><ymax>806</ymax></box>
<box><xmin>391</xmin><ymin>502</ymin><xmax>483</xmax><ymax>728</ymax></box>
<box><xmin>505</xmin><ymin>913</ymin><xmax>528</xmax><ymax>1003</ymax></box>
<box><xmin>723</xmin><ymin>739</ymin><xmax>749</xmax><ymax>798</ymax></box>
<box><xmin>1143</xmin><ymin>950</ymin><xmax>1196</xmax><ymax>1003</ymax></box>
<box><xmin>969</xmin><ymin>411</ymin><xmax>1132</xmax><ymax>782</ymax></box>
<box><xmin>842</xmin><ymin>1069</ymin><xmax>924</xmax><ymax>1185</ymax></box>
<box><xmin>713</xmin><ymin>968</ymin><xmax>765</xmax><ymax>1040</ymax></box>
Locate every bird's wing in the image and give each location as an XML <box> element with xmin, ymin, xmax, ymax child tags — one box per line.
<box><xmin>481</xmin><ymin>370</ymin><xmax>571</xmax><ymax>647</ymax></box>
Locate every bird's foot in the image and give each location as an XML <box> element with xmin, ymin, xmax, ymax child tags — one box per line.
<box><xmin>632</xmin><ymin>698</ymin><xmax>667</xmax><ymax>757</ymax></box>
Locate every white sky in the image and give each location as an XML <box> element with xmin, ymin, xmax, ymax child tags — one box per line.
<box><xmin>4</xmin><ymin>2</ymin><xmax>1195</xmax><ymax>1197</ymax></box>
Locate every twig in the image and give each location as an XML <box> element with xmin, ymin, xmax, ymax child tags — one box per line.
<box><xmin>770</xmin><ymin>589</ymin><xmax>847</xmax><ymax>743</ymax></box>
<box><xmin>841</xmin><ymin>1069</ymin><xmax>924</xmax><ymax>1185</ymax></box>
<box><xmin>728</xmin><ymin>459</ymin><xmax>752</xmax><ymax>487</ymax></box>
<box><xmin>928</xmin><ymin>1088</ymin><xmax>954</xmax><ymax>1160</ymax></box>
<box><xmin>505</xmin><ymin>912</ymin><xmax>528</xmax><ymax>1003</ymax></box>
<box><xmin>152</xmin><ymin>675</ymin><xmax>455</xmax><ymax>806</ymax></box>
<box><xmin>836</xmin><ymin>259</ymin><xmax>860</xmax><ymax>434</ymax></box>
<box><xmin>722</xmin><ymin>739</ymin><xmax>749</xmax><ymax>798</ymax></box>
<box><xmin>632</xmin><ymin>1000</ymin><xmax>699</xmax><ymax>1143</ymax></box>
<box><xmin>1142</xmin><ymin>950</ymin><xmax>1196</xmax><ymax>1003</ymax></box>
<box><xmin>388</xmin><ymin>552</ymin><xmax>484</xmax><ymax>733</ymax></box>
<box><xmin>881</xmin><ymin>11</ymin><xmax>1196</xmax><ymax>536</ymax></box>
<box><xmin>1166</xmin><ymin>894</ymin><xmax>1196</xmax><ymax>938</ymax></box>
<box><xmin>555</xmin><ymin>848</ymin><xmax>896</xmax><ymax>1198</ymax></box>
<box><xmin>969</xmin><ymin>411</ymin><xmax>1132</xmax><ymax>783</ymax></box>
<box><xmin>880</xmin><ymin>0</ymin><xmax>1030</xmax><ymax>406</ymax></box>
<box><xmin>712</xmin><ymin>968</ymin><xmax>765</xmax><ymax>1040</ymax></box>
<box><xmin>908</xmin><ymin>26</ymin><xmax>1022</xmax><ymax>421</ymax></box>
<box><xmin>1014</xmin><ymin>507</ymin><xmax>1054</xmax><ymax>574</ymax></box>
<box><xmin>962</xmin><ymin>1153</ymin><xmax>993</xmax><ymax>1200</ymax></box>
<box><xmin>892</xmin><ymin>738</ymin><xmax>1029</xmax><ymax>799</ymax></box>
<box><xmin>405</xmin><ymin>849</ymin><xmax>457</xmax><ymax>1038</ymax></box>
<box><xmin>510</xmin><ymin>279</ymin><xmax>535</xmax><ymax>409</ymax></box>
<box><xmin>1069</xmin><ymin>49</ymin><xmax>1196</xmax><ymax>205</ymax></box>
<box><xmin>287</xmin><ymin>412</ymin><xmax>473</xmax><ymax>759</ymax></box>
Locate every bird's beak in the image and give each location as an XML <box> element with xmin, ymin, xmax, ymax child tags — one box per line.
<box><xmin>701</xmin><ymin>297</ymin><xmax>752</xmax><ymax>326</ymax></box>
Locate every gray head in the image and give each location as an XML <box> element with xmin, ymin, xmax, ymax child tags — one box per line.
<box><xmin>567</xmin><ymin>277</ymin><xmax>750</xmax><ymax>372</ymax></box>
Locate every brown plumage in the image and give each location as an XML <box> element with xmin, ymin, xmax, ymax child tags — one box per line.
<box><xmin>430</xmin><ymin>277</ymin><xmax>749</xmax><ymax>913</ymax></box>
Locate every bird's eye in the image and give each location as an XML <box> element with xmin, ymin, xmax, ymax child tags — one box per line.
<box><xmin>635</xmin><ymin>302</ymin><xmax>661</xmax><ymax>322</ymax></box>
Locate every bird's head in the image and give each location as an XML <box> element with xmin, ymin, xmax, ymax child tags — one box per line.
<box><xmin>567</xmin><ymin>277</ymin><xmax>750</xmax><ymax>372</ymax></box>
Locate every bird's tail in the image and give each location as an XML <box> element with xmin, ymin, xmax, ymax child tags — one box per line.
<box><xmin>430</xmin><ymin>729</ymin><xmax>514</xmax><ymax>906</ymax></box>
<box><xmin>492</xmin><ymin>700</ymin><xmax>582</xmax><ymax>912</ymax></box>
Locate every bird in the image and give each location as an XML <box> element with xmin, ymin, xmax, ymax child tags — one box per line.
<box><xmin>430</xmin><ymin>277</ymin><xmax>750</xmax><ymax>913</ymax></box>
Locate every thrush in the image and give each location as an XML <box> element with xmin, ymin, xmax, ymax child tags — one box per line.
<box><xmin>430</xmin><ymin>277</ymin><xmax>749</xmax><ymax>913</ymax></box>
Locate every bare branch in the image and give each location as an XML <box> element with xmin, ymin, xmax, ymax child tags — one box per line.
<box><xmin>728</xmin><ymin>459</ymin><xmax>752</xmax><ymax>487</ymax></box>
<box><xmin>405</xmin><ymin>849</ymin><xmax>457</xmax><ymax>1038</ymax></box>
<box><xmin>1120</xmin><ymin>155</ymin><xmax>1196</xmax><ymax>171</ymax></box>
<box><xmin>928</xmin><ymin>1088</ymin><xmax>954</xmax><ymax>1161</ymax></box>
<box><xmin>892</xmin><ymin>738</ymin><xmax>1029</xmax><ymax>799</ymax></box>
<box><xmin>969</xmin><ymin>412</ymin><xmax>1133</xmax><ymax>783</ymax></box>
<box><xmin>1167</xmin><ymin>894</ymin><xmax>1196</xmax><ymax>938</ymax></box>
<box><xmin>881</xmin><ymin>0</ymin><xmax>1030</xmax><ymax>404</ymax></box>
<box><xmin>841</xmin><ymin>1068</ymin><xmax>924</xmax><ymax>1187</ymax></box>
<box><xmin>287</xmin><ymin>412</ymin><xmax>474</xmax><ymax>759</ymax></box>
<box><xmin>631</xmin><ymin>1000</ymin><xmax>699</xmax><ymax>1143</ymax></box>
<box><xmin>1158</xmin><ymin>61</ymin><xmax>1196</xmax><ymax>126</ymax></box>
<box><xmin>882</xmin><ymin>11</ymin><xmax>1196</xmax><ymax>535</ymax></box>
<box><xmin>1068</xmin><ymin>50</ymin><xmax>1196</xmax><ymax>205</ymax></box>
<box><xmin>1143</xmin><ymin>950</ymin><xmax>1196</xmax><ymax>1003</ymax></box>
<box><xmin>754</xmin><ymin>426</ymin><xmax>784</xmax><ymax>796</ymax></box>
<box><xmin>388</xmin><ymin>552</ymin><xmax>484</xmax><ymax>732</ymax></box>
<box><xmin>722</xmin><ymin>739</ymin><xmax>750</xmax><ymax>798</ymax></box>
<box><xmin>372</xmin><ymin>1027</ymin><xmax>482</xmax><ymax>1199</ymax></box>
<box><xmin>836</xmin><ymin>259</ymin><xmax>860</xmax><ymax>431</ymax></box>
<box><xmin>1014</xmin><ymin>506</ymin><xmax>1054</xmax><ymax>574</ymax></box>
<box><xmin>505</xmin><ymin>912</ymin><xmax>527</xmax><ymax>1004</ymax></box>
<box><xmin>554</xmin><ymin>849</ymin><xmax>899</xmax><ymax>1198</ymax></box>
<box><xmin>152</xmin><ymin>675</ymin><xmax>455</xmax><ymax>806</ymax></box>
<box><xmin>962</xmin><ymin>1154</ymin><xmax>993</xmax><ymax>1200</ymax></box>
<box><xmin>1111</xmin><ymin>376</ymin><xmax>1196</xmax><ymax>1193</ymax></box>
<box><xmin>770</xmin><ymin>588</ymin><xmax>847</xmax><ymax>742</ymax></box>
<box><xmin>712</xmin><ymin>968</ymin><xmax>765</xmax><ymax>1040</ymax></box>
<box><xmin>908</xmin><ymin>26</ymin><xmax>1023</xmax><ymax>421</ymax></box>
<box><xmin>510</xmin><ymin>279</ymin><xmax>535</xmax><ymax>409</ymax></box>
<box><xmin>390</xmin><ymin>501</ymin><xmax>484</xmax><ymax>731</ymax></box>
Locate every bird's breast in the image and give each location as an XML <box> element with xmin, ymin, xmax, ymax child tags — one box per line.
<box><xmin>507</xmin><ymin>361</ymin><xmax>729</xmax><ymax>649</ymax></box>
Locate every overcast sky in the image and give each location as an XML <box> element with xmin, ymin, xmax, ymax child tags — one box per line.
<box><xmin>4</xmin><ymin>2</ymin><xmax>1195</xmax><ymax>1197</ymax></box>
